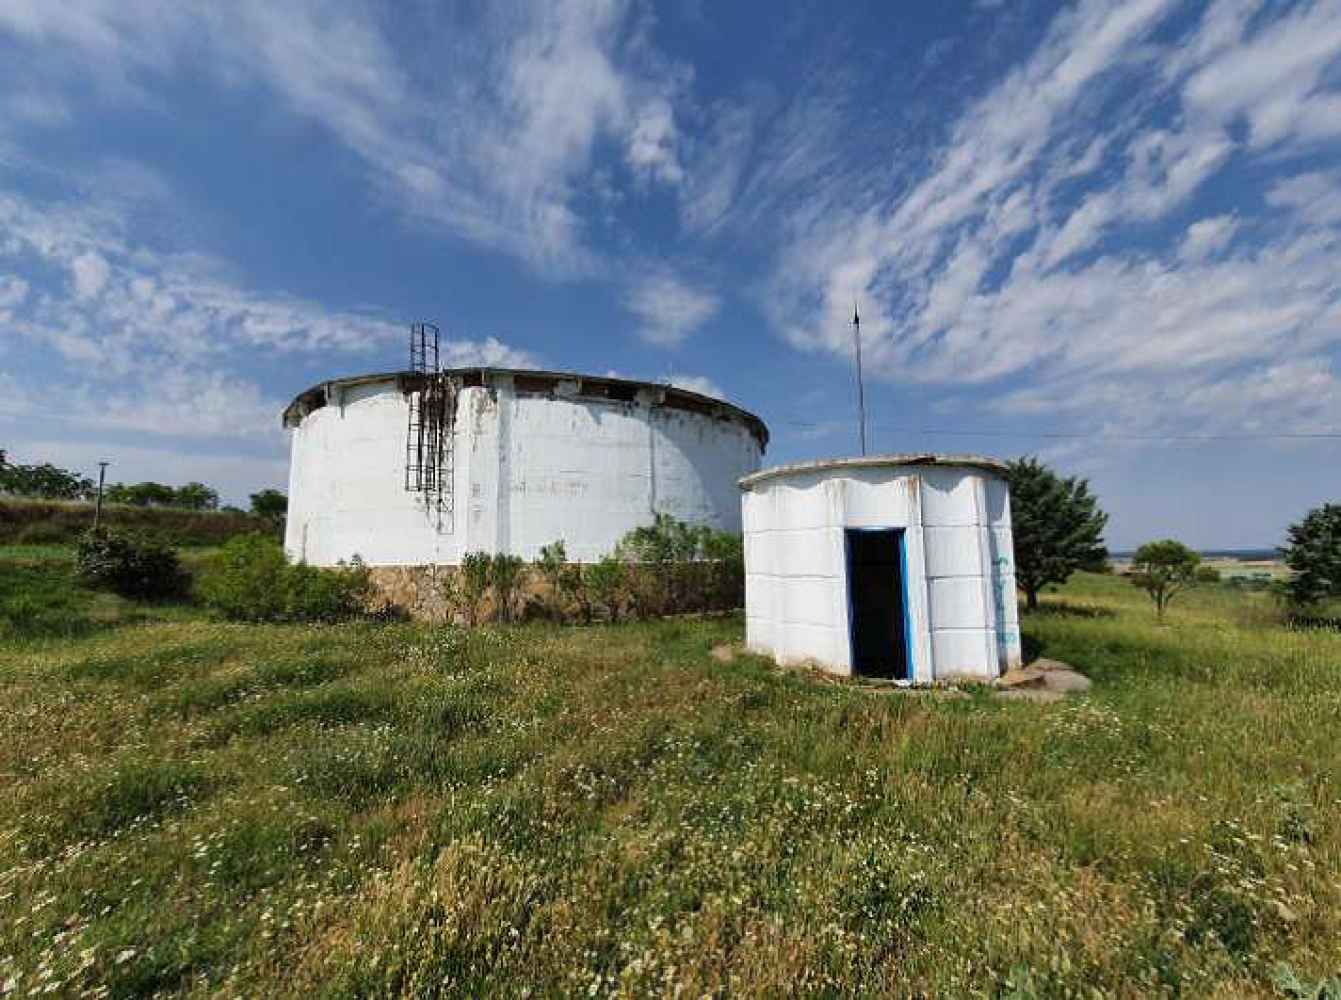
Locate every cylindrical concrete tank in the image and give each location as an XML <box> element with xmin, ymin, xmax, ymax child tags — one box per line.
<box><xmin>739</xmin><ymin>455</ymin><xmax>1021</xmax><ymax>682</ymax></box>
<box><xmin>282</xmin><ymin>368</ymin><xmax>768</xmax><ymax>567</ymax></box>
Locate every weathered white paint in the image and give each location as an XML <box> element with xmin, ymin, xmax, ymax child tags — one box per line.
<box><xmin>740</xmin><ymin>456</ymin><xmax>1022</xmax><ymax>682</ymax></box>
<box><xmin>285</xmin><ymin>372</ymin><xmax>764</xmax><ymax>566</ymax></box>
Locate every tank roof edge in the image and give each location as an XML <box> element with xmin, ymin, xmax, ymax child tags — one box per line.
<box><xmin>281</xmin><ymin>367</ymin><xmax>769</xmax><ymax>450</ymax></box>
<box><xmin>737</xmin><ymin>453</ymin><xmax>1009</xmax><ymax>490</ymax></box>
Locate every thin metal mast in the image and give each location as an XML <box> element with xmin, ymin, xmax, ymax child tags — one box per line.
<box><xmin>852</xmin><ymin>302</ymin><xmax>867</xmax><ymax>456</ymax></box>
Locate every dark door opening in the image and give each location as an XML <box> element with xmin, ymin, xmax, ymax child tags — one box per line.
<box><xmin>846</xmin><ymin>529</ymin><xmax>909</xmax><ymax>680</ymax></box>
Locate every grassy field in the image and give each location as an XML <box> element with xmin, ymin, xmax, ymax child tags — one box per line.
<box><xmin>0</xmin><ymin>499</ymin><xmax>269</xmax><ymax>547</ymax></box>
<box><xmin>1</xmin><ymin>561</ymin><xmax>1339</xmax><ymax>997</ymax></box>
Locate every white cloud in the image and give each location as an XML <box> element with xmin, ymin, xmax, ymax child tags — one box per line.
<box><xmin>0</xmin><ymin>185</ymin><xmax>538</xmax><ymax>454</ymax></box>
<box><xmin>602</xmin><ymin>368</ymin><xmax>728</xmax><ymax>402</ymax></box>
<box><xmin>664</xmin><ymin>373</ymin><xmax>726</xmax><ymax>400</ymax></box>
<box><xmin>0</xmin><ymin>0</ymin><xmax>689</xmax><ymax>278</ymax></box>
<box><xmin>1268</xmin><ymin>170</ymin><xmax>1341</xmax><ymax>225</ymax></box>
<box><xmin>70</xmin><ymin>251</ymin><xmax>110</xmax><ymax>299</ymax></box>
<box><xmin>0</xmin><ymin>275</ymin><xmax>28</xmax><ymax>308</ymax></box>
<box><xmin>1182</xmin><ymin>0</ymin><xmax>1341</xmax><ymax>151</ymax></box>
<box><xmin>441</xmin><ymin>336</ymin><xmax>540</xmax><ymax>370</ymax></box>
<box><xmin>624</xmin><ymin>271</ymin><xmax>719</xmax><ymax>347</ymax></box>
<box><xmin>1179</xmin><ymin>215</ymin><xmax>1238</xmax><ymax>263</ymax></box>
<box><xmin>753</xmin><ymin>0</ymin><xmax>1341</xmax><ymax>442</ymax></box>
<box><xmin>0</xmin><ymin>190</ymin><xmax>403</xmax><ymax>362</ymax></box>
<box><xmin>626</xmin><ymin>97</ymin><xmax>684</xmax><ymax>185</ymax></box>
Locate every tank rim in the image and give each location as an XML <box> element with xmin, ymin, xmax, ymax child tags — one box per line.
<box><xmin>281</xmin><ymin>367</ymin><xmax>769</xmax><ymax>450</ymax></box>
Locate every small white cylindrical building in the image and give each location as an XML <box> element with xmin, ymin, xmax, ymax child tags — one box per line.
<box><xmin>282</xmin><ymin>368</ymin><xmax>768</xmax><ymax>568</ymax></box>
<box><xmin>739</xmin><ymin>455</ymin><xmax>1021</xmax><ymax>682</ymax></box>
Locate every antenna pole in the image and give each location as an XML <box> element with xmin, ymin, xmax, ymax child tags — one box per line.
<box><xmin>93</xmin><ymin>461</ymin><xmax>109</xmax><ymax>530</ymax></box>
<box><xmin>852</xmin><ymin>302</ymin><xmax>867</xmax><ymax>456</ymax></box>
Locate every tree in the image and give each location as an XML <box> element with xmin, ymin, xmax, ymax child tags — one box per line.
<box><xmin>1281</xmin><ymin>503</ymin><xmax>1341</xmax><ymax>609</ymax></box>
<box><xmin>1005</xmin><ymin>457</ymin><xmax>1109</xmax><ymax>610</ymax></box>
<box><xmin>174</xmin><ymin>482</ymin><xmax>219</xmax><ymax>511</ymax></box>
<box><xmin>1130</xmin><ymin>539</ymin><xmax>1200</xmax><ymax>619</ymax></box>
<box><xmin>249</xmin><ymin>488</ymin><xmax>288</xmax><ymax>522</ymax></box>
<box><xmin>0</xmin><ymin>456</ymin><xmax>95</xmax><ymax>500</ymax></box>
<box><xmin>107</xmin><ymin>481</ymin><xmax>177</xmax><ymax>507</ymax></box>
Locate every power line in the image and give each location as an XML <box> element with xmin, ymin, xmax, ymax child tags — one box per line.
<box><xmin>769</xmin><ymin>419</ymin><xmax>1341</xmax><ymax>442</ymax></box>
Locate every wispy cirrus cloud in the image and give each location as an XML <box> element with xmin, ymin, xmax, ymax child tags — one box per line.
<box><xmin>0</xmin><ymin>185</ymin><xmax>538</xmax><ymax>448</ymax></box>
<box><xmin>744</xmin><ymin>0</ymin><xmax>1341</xmax><ymax>441</ymax></box>
<box><xmin>0</xmin><ymin>0</ymin><xmax>688</xmax><ymax>278</ymax></box>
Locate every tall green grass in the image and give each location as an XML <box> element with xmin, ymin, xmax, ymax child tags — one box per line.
<box><xmin>0</xmin><ymin>572</ymin><xmax>1338</xmax><ymax>996</ymax></box>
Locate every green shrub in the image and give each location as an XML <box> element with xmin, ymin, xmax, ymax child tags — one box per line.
<box><xmin>535</xmin><ymin>541</ymin><xmax>569</xmax><ymax>619</ymax></box>
<box><xmin>196</xmin><ymin>535</ymin><xmax>372</xmax><ymax>622</ymax></box>
<box><xmin>490</xmin><ymin>554</ymin><xmax>526</xmax><ymax>623</ymax></box>
<box><xmin>585</xmin><ymin>555</ymin><xmax>626</xmax><ymax>622</ymax></box>
<box><xmin>195</xmin><ymin>534</ymin><xmax>287</xmax><ymax>620</ymax></box>
<box><xmin>285</xmin><ymin>558</ymin><xmax>374</xmax><ymax>622</ymax></box>
<box><xmin>459</xmin><ymin>552</ymin><xmax>492</xmax><ymax>625</ymax></box>
<box><xmin>75</xmin><ymin>529</ymin><xmax>190</xmax><ymax>600</ymax></box>
<box><xmin>701</xmin><ymin>529</ymin><xmax>745</xmax><ymax>609</ymax></box>
<box><xmin>613</xmin><ymin>514</ymin><xmax>744</xmax><ymax>617</ymax></box>
<box><xmin>1195</xmin><ymin>565</ymin><xmax>1222</xmax><ymax>584</ymax></box>
<box><xmin>618</xmin><ymin>513</ymin><xmax>703</xmax><ymax>613</ymax></box>
<box><xmin>0</xmin><ymin>586</ymin><xmax>88</xmax><ymax>640</ymax></box>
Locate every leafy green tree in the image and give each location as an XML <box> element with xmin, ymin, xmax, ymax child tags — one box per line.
<box><xmin>1005</xmin><ymin>457</ymin><xmax>1109</xmax><ymax>610</ymax></box>
<box><xmin>1281</xmin><ymin>503</ymin><xmax>1341</xmax><ymax>609</ymax></box>
<box><xmin>173</xmin><ymin>482</ymin><xmax>219</xmax><ymax>511</ymax></box>
<box><xmin>1130</xmin><ymin>539</ymin><xmax>1200</xmax><ymax>619</ymax></box>
<box><xmin>0</xmin><ymin>457</ymin><xmax>94</xmax><ymax>500</ymax></box>
<box><xmin>249</xmin><ymin>488</ymin><xmax>288</xmax><ymax>522</ymax></box>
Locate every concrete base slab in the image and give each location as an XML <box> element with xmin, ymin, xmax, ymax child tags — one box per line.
<box><xmin>995</xmin><ymin>657</ymin><xmax>1092</xmax><ymax>698</ymax></box>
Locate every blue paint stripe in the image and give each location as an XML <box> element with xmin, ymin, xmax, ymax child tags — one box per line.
<box><xmin>899</xmin><ymin>529</ymin><xmax>914</xmax><ymax>681</ymax></box>
<box><xmin>844</xmin><ymin>530</ymin><xmax>856</xmax><ymax>673</ymax></box>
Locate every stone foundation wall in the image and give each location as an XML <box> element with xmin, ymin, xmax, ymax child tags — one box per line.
<box><xmin>368</xmin><ymin>564</ymin><xmax>556</xmax><ymax>624</ymax></box>
<box><xmin>368</xmin><ymin>565</ymin><xmax>458</xmax><ymax>622</ymax></box>
<box><xmin>367</xmin><ymin>562</ymin><xmax>742</xmax><ymax>624</ymax></box>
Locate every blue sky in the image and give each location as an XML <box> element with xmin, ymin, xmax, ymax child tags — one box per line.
<box><xmin>1</xmin><ymin>0</ymin><xmax>1339</xmax><ymax>549</ymax></box>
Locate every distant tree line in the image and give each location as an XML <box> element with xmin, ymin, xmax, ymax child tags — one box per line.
<box><xmin>1008</xmin><ymin>454</ymin><xmax>1341</xmax><ymax>618</ymax></box>
<box><xmin>104</xmin><ymin>481</ymin><xmax>220</xmax><ymax>511</ymax></box>
<box><xmin>1</xmin><ymin>448</ymin><xmax>287</xmax><ymax>521</ymax></box>
<box><xmin>0</xmin><ymin>449</ymin><xmax>95</xmax><ymax>500</ymax></box>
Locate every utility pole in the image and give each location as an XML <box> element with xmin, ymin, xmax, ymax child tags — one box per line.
<box><xmin>852</xmin><ymin>302</ymin><xmax>867</xmax><ymax>456</ymax></box>
<box><xmin>93</xmin><ymin>461</ymin><xmax>109</xmax><ymax>530</ymax></box>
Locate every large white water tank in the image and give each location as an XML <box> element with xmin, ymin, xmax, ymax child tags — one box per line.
<box><xmin>739</xmin><ymin>455</ymin><xmax>1021</xmax><ymax>682</ymax></box>
<box><xmin>282</xmin><ymin>368</ymin><xmax>768</xmax><ymax>566</ymax></box>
